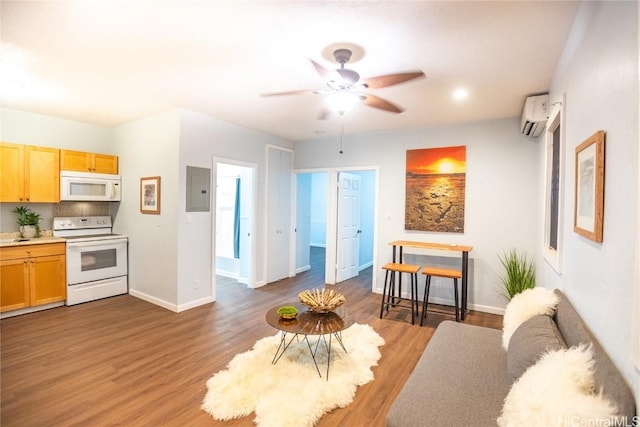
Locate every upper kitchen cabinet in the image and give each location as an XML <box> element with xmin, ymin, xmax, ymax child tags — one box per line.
<box><xmin>60</xmin><ymin>149</ymin><xmax>118</xmax><ymax>174</ymax></box>
<box><xmin>0</xmin><ymin>143</ymin><xmax>60</xmax><ymax>203</ymax></box>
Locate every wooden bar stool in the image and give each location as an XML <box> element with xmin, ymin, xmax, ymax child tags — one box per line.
<box><xmin>380</xmin><ymin>262</ymin><xmax>421</xmax><ymax>325</ymax></box>
<box><xmin>421</xmin><ymin>267</ymin><xmax>462</xmax><ymax>325</ymax></box>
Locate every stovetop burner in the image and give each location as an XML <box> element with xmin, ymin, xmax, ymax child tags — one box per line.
<box><xmin>53</xmin><ymin>216</ymin><xmax>127</xmax><ymax>241</ymax></box>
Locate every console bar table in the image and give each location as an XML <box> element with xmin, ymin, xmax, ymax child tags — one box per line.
<box><xmin>388</xmin><ymin>240</ymin><xmax>473</xmax><ymax>320</ymax></box>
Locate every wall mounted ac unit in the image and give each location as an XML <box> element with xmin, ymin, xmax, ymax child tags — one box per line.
<box><xmin>520</xmin><ymin>94</ymin><xmax>549</xmax><ymax>137</ymax></box>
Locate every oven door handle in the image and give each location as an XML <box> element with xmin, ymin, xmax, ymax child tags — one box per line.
<box><xmin>67</xmin><ymin>239</ymin><xmax>127</xmax><ymax>249</ymax></box>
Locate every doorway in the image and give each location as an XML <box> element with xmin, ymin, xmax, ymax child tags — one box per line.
<box><xmin>295</xmin><ymin>168</ymin><xmax>376</xmax><ymax>285</ymax></box>
<box><xmin>214</xmin><ymin>159</ymin><xmax>256</xmax><ymax>296</ymax></box>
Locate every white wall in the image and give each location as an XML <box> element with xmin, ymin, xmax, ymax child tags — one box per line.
<box><xmin>1</xmin><ymin>108</ymin><xmax>114</xmax><ymax>152</ymax></box>
<box><xmin>295</xmin><ymin>117</ymin><xmax>539</xmax><ymax>313</ymax></box>
<box><xmin>112</xmin><ymin>110</ymin><xmax>181</xmax><ymax>308</ymax></box>
<box><xmin>295</xmin><ymin>173</ymin><xmax>312</xmax><ymax>272</ymax></box>
<box><xmin>176</xmin><ymin>110</ymin><xmax>292</xmax><ymax>308</ymax></box>
<box><xmin>353</xmin><ymin>169</ymin><xmax>375</xmax><ymax>269</ymax></box>
<box><xmin>310</xmin><ymin>173</ymin><xmax>327</xmax><ymax>247</ymax></box>
<box><xmin>540</xmin><ymin>0</ymin><xmax>639</xmax><ymax>405</ymax></box>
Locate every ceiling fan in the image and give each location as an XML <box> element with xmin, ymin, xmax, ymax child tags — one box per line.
<box><xmin>260</xmin><ymin>48</ymin><xmax>425</xmax><ymax>118</ymax></box>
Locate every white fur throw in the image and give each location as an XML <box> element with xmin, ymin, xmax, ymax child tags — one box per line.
<box><xmin>502</xmin><ymin>287</ymin><xmax>559</xmax><ymax>349</ymax></box>
<box><xmin>202</xmin><ymin>323</ymin><xmax>384</xmax><ymax>427</ymax></box>
<box><xmin>498</xmin><ymin>345</ymin><xmax>618</xmax><ymax>427</ymax></box>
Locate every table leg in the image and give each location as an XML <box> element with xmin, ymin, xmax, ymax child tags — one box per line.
<box><xmin>397</xmin><ymin>246</ymin><xmax>403</xmax><ymax>303</ymax></box>
<box><xmin>333</xmin><ymin>331</ymin><xmax>347</xmax><ymax>353</ymax></box>
<box><xmin>461</xmin><ymin>251</ymin><xmax>469</xmax><ymax>320</ymax></box>
<box><xmin>305</xmin><ymin>333</ymin><xmax>349</xmax><ymax>380</ymax></box>
<box><xmin>326</xmin><ymin>334</ymin><xmax>332</xmax><ymax>379</ymax></box>
<box><xmin>304</xmin><ymin>335</ymin><xmax>323</xmax><ymax>378</ymax></box>
<box><xmin>272</xmin><ymin>332</ymin><xmax>299</xmax><ymax>364</ymax></box>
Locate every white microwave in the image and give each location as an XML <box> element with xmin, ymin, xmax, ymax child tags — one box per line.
<box><xmin>60</xmin><ymin>171</ymin><xmax>121</xmax><ymax>201</ymax></box>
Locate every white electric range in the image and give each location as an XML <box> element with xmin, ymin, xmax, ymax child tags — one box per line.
<box><xmin>53</xmin><ymin>216</ymin><xmax>128</xmax><ymax>305</ymax></box>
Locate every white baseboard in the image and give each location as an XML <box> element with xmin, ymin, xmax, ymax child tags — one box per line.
<box><xmin>216</xmin><ymin>270</ymin><xmax>238</xmax><ymax>280</ymax></box>
<box><xmin>469</xmin><ymin>303</ymin><xmax>505</xmax><ymax>315</ymax></box>
<box><xmin>296</xmin><ymin>265</ymin><xmax>311</xmax><ymax>274</ymax></box>
<box><xmin>252</xmin><ymin>279</ymin><xmax>267</xmax><ymax>288</ymax></box>
<box><xmin>129</xmin><ymin>289</ymin><xmax>215</xmax><ymax>313</ymax></box>
<box><xmin>372</xmin><ymin>287</ymin><xmax>505</xmax><ymax>315</ymax></box>
<box><xmin>177</xmin><ymin>296</ymin><xmax>215</xmax><ymax>312</ymax></box>
<box><xmin>129</xmin><ymin>289</ymin><xmax>178</xmax><ymax>312</ymax></box>
<box><xmin>359</xmin><ymin>261</ymin><xmax>373</xmax><ymax>271</ymax></box>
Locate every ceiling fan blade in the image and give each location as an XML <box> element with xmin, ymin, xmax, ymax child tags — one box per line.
<box><xmin>363</xmin><ymin>71</ymin><xmax>425</xmax><ymax>89</ymax></box>
<box><xmin>309</xmin><ymin>59</ymin><xmax>330</xmax><ymax>79</ymax></box>
<box><xmin>260</xmin><ymin>89</ymin><xmax>316</xmax><ymax>97</ymax></box>
<box><xmin>362</xmin><ymin>94</ymin><xmax>404</xmax><ymax>113</ymax></box>
<box><xmin>317</xmin><ymin>108</ymin><xmax>330</xmax><ymax>120</ymax></box>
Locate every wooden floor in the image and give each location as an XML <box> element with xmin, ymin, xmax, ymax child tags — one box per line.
<box><xmin>1</xmin><ymin>248</ymin><xmax>502</xmax><ymax>426</ymax></box>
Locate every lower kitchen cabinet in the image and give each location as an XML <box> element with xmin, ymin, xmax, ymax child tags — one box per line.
<box><xmin>0</xmin><ymin>259</ymin><xmax>30</xmax><ymax>311</ymax></box>
<box><xmin>0</xmin><ymin>243</ymin><xmax>66</xmax><ymax>312</ymax></box>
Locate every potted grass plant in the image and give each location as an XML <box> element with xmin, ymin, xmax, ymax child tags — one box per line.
<box><xmin>12</xmin><ymin>206</ymin><xmax>42</xmax><ymax>238</ymax></box>
<box><xmin>498</xmin><ymin>249</ymin><xmax>535</xmax><ymax>300</ymax></box>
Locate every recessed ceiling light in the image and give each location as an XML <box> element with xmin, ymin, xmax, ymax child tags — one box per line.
<box><xmin>453</xmin><ymin>88</ymin><xmax>468</xmax><ymax>100</ymax></box>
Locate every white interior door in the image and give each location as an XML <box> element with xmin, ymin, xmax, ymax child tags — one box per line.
<box><xmin>336</xmin><ymin>172</ymin><xmax>361</xmax><ymax>283</ymax></box>
<box><xmin>266</xmin><ymin>146</ymin><xmax>292</xmax><ymax>283</ymax></box>
<box><xmin>238</xmin><ymin>166</ymin><xmax>254</xmax><ymax>285</ymax></box>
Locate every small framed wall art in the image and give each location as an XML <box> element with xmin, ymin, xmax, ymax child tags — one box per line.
<box><xmin>140</xmin><ymin>176</ymin><xmax>161</xmax><ymax>214</ymax></box>
<box><xmin>573</xmin><ymin>130</ymin><xmax>605</xmax><ymax>242</ymax></box>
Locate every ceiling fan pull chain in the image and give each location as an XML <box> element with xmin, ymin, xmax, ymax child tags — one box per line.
<box><xmin>339</xmin><ymin>119</ymin><xmax>344</xmax><ymax>154</ymax></box>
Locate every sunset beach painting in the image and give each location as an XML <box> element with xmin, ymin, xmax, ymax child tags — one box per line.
<box><xmin>405</xmin><ymin>146</ymin><xmax>466</xmax><ymax>232</ymax></box>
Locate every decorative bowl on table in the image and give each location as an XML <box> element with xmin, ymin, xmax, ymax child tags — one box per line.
<box><xmin>298</xmin><ymin>288</ymin><xmax>345</xmax><ymax>313</ymax></box>
<box><xmin>276</xmin><ymin>305</ymin><xmax>298</xmax><ymax>320</ymax></box>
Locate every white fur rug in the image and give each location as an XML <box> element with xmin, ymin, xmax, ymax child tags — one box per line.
<box><xmin>201</xmin><ymin>323</ymin><xmax>385</xmax><ymax>427</ymax></box>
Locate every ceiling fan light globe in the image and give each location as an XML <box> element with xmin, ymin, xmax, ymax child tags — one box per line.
<box><xmin>325</xmin><ymin>92</ymin><xmax>359</xmax><ymax>115</ymax></box>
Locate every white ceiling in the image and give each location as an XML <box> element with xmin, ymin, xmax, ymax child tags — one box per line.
<box><xmin>1</xmin><ymin>1</ymin><xmax>580</xmax><ymax>142</ymax></box>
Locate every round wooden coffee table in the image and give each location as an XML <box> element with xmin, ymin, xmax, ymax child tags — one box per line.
<box><xmin>265</xmin><ymin>303</ymin><xmax>353</xmax><ymax>379</ymax></box>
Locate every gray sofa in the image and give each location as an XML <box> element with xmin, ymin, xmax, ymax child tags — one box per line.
<box><xmin>386</xmin><ymin>290</ymin><xmax>636</xmax><ymax>426</ymax></box>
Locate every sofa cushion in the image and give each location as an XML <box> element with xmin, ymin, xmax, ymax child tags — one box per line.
<box><xmin>507</xmin><ymin>314</ymin><xmax>567</xmax><ymax>384</ymax></box>
<box><xmin>498</xmin><ymin>344</ymin><xmax>618</xmax><ymax>427</ymax></box>
<box><xmin>554</xmin><ymin>290</ymin><xmax>637</xmax><ymax>422</ymax></box>
<box><xmin>502</xmin><ymin>287</ymin><xmax>559</xmax><ymax>349</ymax></box>
<box><xmin>386</xmin><ymin>321</ymin><xmax>509</xmax><ymax>427</ymax></box>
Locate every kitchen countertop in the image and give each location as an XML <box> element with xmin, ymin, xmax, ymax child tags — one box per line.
<box><xmin>0</xmin><ymin>235</ymin><xmax>66</xmax><ymax>248</ymax></box>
